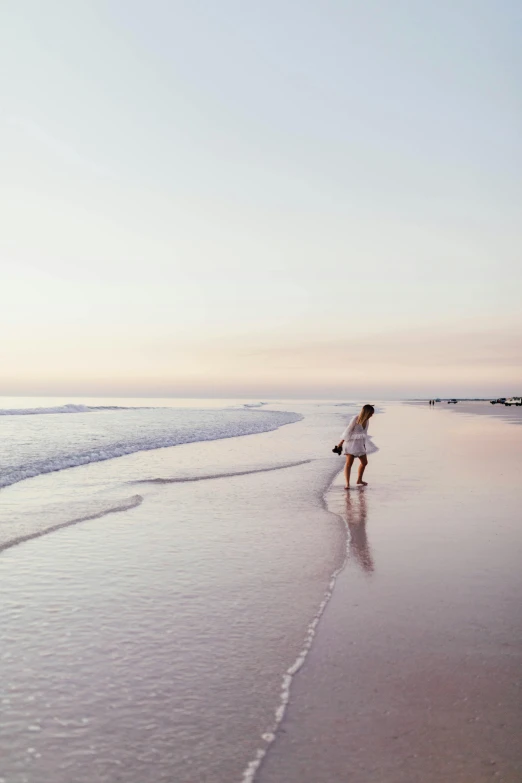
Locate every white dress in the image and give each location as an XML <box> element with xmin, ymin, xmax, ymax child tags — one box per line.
<box><xmin>341</xmin><ymin>416</ymin><xmax>379</xmax><ymax>457</ymax></box>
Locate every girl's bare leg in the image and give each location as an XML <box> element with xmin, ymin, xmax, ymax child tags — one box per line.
<box><xmin>357</xmin><ymin>455</ymin><xmax>368</xmax><ymax>485</ymax></box>
<box><xmin>344</xmin><ymin>455</ymin><xmax>355</xmax><ymax>488</ymax></box>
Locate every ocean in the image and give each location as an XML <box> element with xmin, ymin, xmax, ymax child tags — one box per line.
<box><xmin>0</xmin><ymin>397</ymin><xmax>357</xmax><ymax>783</ymax></box>
<box><xmin>0</xmin><ymin>398</ymin><xmax>307</xmax><ymax>552</ymax></box>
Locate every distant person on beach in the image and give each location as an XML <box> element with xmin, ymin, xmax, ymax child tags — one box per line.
<box><xmin>336</xmin><ymin>404</ymin><xmax>378</xmax><ymax>489</ymax></box>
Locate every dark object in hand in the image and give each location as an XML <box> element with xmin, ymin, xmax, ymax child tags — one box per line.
<box><xmin>332</xmin><ymin>444</ymin><xmax>342</xmax><ymax>455</ymax></box>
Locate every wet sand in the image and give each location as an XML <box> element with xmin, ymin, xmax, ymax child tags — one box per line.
<box><xmin>2</xmin><ymin>402</ymin><xmax>521</xmax><ymax>782</ymax></box>
<box><xmin>409</xmin><ymin>399</ymin><xmax>522</xmax><ymax>426</ymax></box>
<box><xmin>258</xmin><ymin>404</ymin><xmax>522</xmax><ymax>783</ymax></box>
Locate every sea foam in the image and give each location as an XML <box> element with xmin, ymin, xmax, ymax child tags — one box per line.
<box><xmin>0</xmin><ymin>407</ymin><xmax>303</xmax><ymax>489</ymax></box>
<box><xmin>0</xmin><ymin>403</ymin><xmax>139</xmax><ymax>416</ymax></box>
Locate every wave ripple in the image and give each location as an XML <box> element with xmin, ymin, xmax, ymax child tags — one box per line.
<box><xmin>0</xmin><ymin>403</ymin><xmax>141</xmax><ymax>416</ymax></box>
<box><xmin>1</xmin><ymin>407</ymin><xmax>302</xmax><ymax>489</ymax></box>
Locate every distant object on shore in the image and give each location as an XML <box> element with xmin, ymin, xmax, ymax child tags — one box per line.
<box><xmin>416</xmin><ymin>398</ymin><xmax>522</xmax><ymax>406</ymax></box>
<box><xmin>490</xmin><ymin>397</ymin><xmax>522</xmax><ymax>406</ymax></box>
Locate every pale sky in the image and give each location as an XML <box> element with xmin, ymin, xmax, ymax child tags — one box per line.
<box><xmin>1</xmin><ymin>0</ymin><xmax>521</xmax><ymax>397</ymax></box>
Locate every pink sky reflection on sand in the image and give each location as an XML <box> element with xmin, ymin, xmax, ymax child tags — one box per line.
<box><xmin>258</xmin><ymin>403</ymin><xmax>522</xmax><ymax>783</ymax></box>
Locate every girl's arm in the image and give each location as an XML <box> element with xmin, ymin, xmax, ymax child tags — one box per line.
<box><xmin>339</xmin><ymin>416</ymin><xmax>357</xmax><ymax>446</ymax></box>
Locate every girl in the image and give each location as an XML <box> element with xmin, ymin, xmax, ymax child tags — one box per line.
<box><xmin>336</xmin><ymin>404</ymin><xmax>378</xmax><ymax>489</ymax></box>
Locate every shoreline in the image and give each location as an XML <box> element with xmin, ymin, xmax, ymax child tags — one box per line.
<box><xmin>3</xmin><ymin>400</ymin><xmax>521</xmax><ymax>782</ymax></box>
<box><xmin>257</xmin><ymin>402</ymin><xmax>522</xmax><ymax>783</ymax></box>
<box><xmin>405</xmin><ymin>399</ymin><xmax>522</xmax><ymax>425</ymax></box>
<box><xmin>241</xmin><ymin>453</ymin><xmax>347</xmax><ymax>783</ymax></box>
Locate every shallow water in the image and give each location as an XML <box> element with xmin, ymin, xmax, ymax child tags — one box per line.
<box><xmin>0</xmin><ymin>399</ymin><xmax>302</xmax><ymax>550</ymax></box>
<box><xmin>0</xmin><ymin>398</ymin><xmax>356</xmax><ymax>783</ymax></box>
<box><xmin>0</xmin><ymin>398</ymin><xmax>301</xmax><ymax>490</ymax></box>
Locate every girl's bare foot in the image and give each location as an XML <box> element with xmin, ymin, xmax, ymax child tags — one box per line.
<box><xmin>356</xmin><ymin>480</ymin><xmax>368</xmax><ymax>486</ymax></box>
<box><xmin>344</xmin><ymin>485</ymin><xmax>350</xmax><ymax>490</ymax></box>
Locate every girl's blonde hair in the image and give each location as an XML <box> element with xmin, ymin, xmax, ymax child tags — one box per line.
<box><xmin>357</xmin><ymin>404</ymin><xmax>375</xmax><ymax>428</ymax></box>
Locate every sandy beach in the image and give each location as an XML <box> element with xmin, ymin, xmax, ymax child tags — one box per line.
<box><xmin>1</xmin><ymin>401</ymin><xmax>521</xmax><ymax>782</ymax></box>
<box><xmin>409</xmin><ymin>399</ymin><xmax>522</xmax><ymax>426</ymax></box>
<box><xmin>258</xmin><ymin>403</ymin><xmax>522</xmax><ymax>782</ymax></box>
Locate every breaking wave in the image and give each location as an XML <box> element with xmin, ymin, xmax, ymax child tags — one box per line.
<box><xmin>0</xmin><ymin>404</ymin><xmax>142</xmax><ymax>416</ymax></box>
<box><xmin>1</xmin><ymin>408</ymin><xmax>303</xmax><ymax>489</ymax></box>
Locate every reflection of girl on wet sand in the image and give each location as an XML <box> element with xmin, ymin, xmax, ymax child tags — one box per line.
<box><xmin>344</xmin><ymin>490</ymin><xmax>374</xmax><ymax>573</ymax></box>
